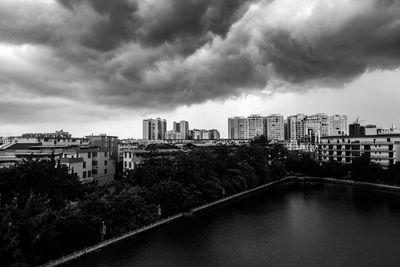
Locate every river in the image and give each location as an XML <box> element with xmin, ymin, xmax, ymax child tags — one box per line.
<box><xmin>72</xmin><ymin>182</ymin><xmax>400</xmax><ymax>266</ymax></box>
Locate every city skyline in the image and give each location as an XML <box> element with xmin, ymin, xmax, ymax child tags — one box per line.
<box><xmin>1</xmin><ymin>0</ymin><xmax>400</xmax><ymax>138</ymax></box>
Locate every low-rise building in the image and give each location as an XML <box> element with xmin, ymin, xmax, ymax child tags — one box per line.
<box><xmin>86</xmin><ymin>134</ymin><xmax>119</xmax><ymax>161</ymax></box>
<box><xmin>62</xmin><ymin>148</ymin><xmax>115</xmax><ymax>185</ymax></box>
<box><xmin>123</xmin><ymin>148</ymin><xmax>181</xmax><ymax>172</ymax></box>
<box><xmin>0</xmin><ymin>142</ymin><xmax>115</xmax><ymax>184</ymax></box>
<box><xmin>317</xmin><ymin>135</ymin><xmax>400</xmax><ymax>167</ymax></box>
<box><xmin>118</xmin><ymin>140</ymin><xmax>139</xmax><ymax>163</ymax></box>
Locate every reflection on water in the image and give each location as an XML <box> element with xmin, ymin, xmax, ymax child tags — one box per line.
<box><xmin>72</xmin><ymin>183</ymin><xmax>400</xmax><ymax>267</ymax></box>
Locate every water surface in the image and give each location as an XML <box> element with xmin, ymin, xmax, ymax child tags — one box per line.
<box><xmin>73</xmin><ymin>183</ymin><xmax>400</xmax><ymax>266</ymax></box>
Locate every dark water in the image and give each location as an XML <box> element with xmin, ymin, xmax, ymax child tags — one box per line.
<box><xmin>73</xmin><ymin>183</ymin><xmax>400</xmax><ymax>267</ymax></box>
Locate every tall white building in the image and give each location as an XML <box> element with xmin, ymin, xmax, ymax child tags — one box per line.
<box><xmin>304</xmin><ymin>113</ymin><xmax>330</xmax><ymax>143</ymax></box>
<box><xmin>228</xmin><ymin>117</ymin><xmax>249</xmax><ymax>139</ymax></box>
<box><xmin>248</xmin><ymin>114</ymin><xmax>264</xmax><ymax>139</ymax></box>
<box><xmin>264</xmin><ymin>114</ymin><xmax>285</xmax><ymax>141</ymax></box>
<box><xmin>287</xmin><ymin>114</ymin><xmax>306</xmax><ymax>142</ymax></box>
<box><xmin>329</xmin><ymin>115</ymin><xmax>348</xmax><ymax>136</ymax></box>
<box><xmin>179</xmin><ymin>121</ymin><xmax>189</xmax><ymax>139</ymax></box>
<box><xmin>143</xmin><ymin>118</ymin><xmax>167</xmax><ymax>140</ymax></box>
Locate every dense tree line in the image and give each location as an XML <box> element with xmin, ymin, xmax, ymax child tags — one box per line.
<box><xmin>0</xmin><ymin>141</ymin><xmax>285</xmax><ymax>266</ymax></box>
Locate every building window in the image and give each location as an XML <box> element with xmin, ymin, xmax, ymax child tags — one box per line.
<box><xmin>124</xmin><ymin>161</ymin><xmax>127</xmax><ymax>167</ymax></box>
<box><xmin>88</xmin><ymin>153</ymin><xmax>91</xmax><ymax>159</ymax></box>
<box><xmin>104</xmin><ymin>160</ymin><xmax>107</xmax><ymax>166</ymax></box>
<box><xmin>92</xmin><ymin>169</ymin><xmax>97</xmax><ymax>175</ymax></box>
<box><xmin>129</xmin><ymin>162</ymin><xmax>132</xmax><ymax>168</ymax></box>
<box><xmin>83</xmin><ymin>161</ymin><xmax>86</xmax><ymax>169</ymax></box>
<box><xmin>105</xmin><ymin>168</ymin><xmax>107</xmax><ymax>174</ymax></box>
<box><xmin>105</xmin><ymin>151</ymin><xmax>108</xmax><ymax>157</ymax></box>
<box><xmin>92</xmin><ymin>160</ymin><xmax>98</xmax><ymax>166</ymax></box>
<box><xmin>88</xmin><ymin>170</ymin><xmax>91</xmax><ymax>177</ymax></box>
<box><xmin>83</xmin><ymin>171</ymin><xmax>86</xmax><ymax>178</ymax></box>
<box><xmin>92</xmin><ymin>152</ymin><xmax>98</xmax><ymax>157</ymax></box>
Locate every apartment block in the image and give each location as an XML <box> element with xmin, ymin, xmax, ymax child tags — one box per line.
<box><xmin>287</xmin><ymin>114</ymin><xmax>306</xmax><ymax>142</ymax></box>
<box><xmin>228</xmin><ymin>117</ymin><xmax>249</xmax><ymax>139</ymax></box>
<box><xmin>61</xmin><ymin>148</ymin><xmax>115</xmax><ymax>185</ymax></box>
<box><xmin>143</xmin><ymin>118</ymin><xmax>167</xmax><ymax>141</ymax></box>
<box><xmin>329</xmin><ymin>115</ymin><xmax>348</xmax><ymax>136</ymax></box>
<box><xmin>317</xmin><ymin>135</ymin><xmax>400</xmax><ymax>167</ymax></box>
<box><xmin>86</xmin><ymin>134</ymin><xmax>119</xmax><ymax>161</ymax></box>
<box><xmin>264</xmin><ymin>114</ymin><xmax>285</xmax><ymax>141</ymax></box>
<box><xmin>248</xmin><ymin>114</ymin><xmax>264</xmax><ymax>139</ymax></box>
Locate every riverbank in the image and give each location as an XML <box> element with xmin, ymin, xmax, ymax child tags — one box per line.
<box><xmin>293</xmin><ymin>176</ymin><xmax>400</xmax><ymax>192</ymax></box>
<box><xmin>40</xmin><ymin>177</ymin><xmax>290</xmax><ymax>267</ymax></box>
<box><xmin>41</xmin><ymin>176</ymin><xmax>400</xmax><ymax>267</ymax></box>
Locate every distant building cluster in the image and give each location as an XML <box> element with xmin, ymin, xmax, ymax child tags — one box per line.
<box><xmin>228</xmin><ymin>113</ymin><xmax>348</xmax><ymax>144</ymax></box>
<box><xmin>2</xmin><ymin>114</ymin><xmax>400</xmax><ymax>173</ymax></box>
<box><xmin>142</xmin><ymin>118</ymin><xmax>220</xmax><ymax>141</ymax></box>
<box><xmin>349</xmin><ymin>120</ymin><xmax>400</xmax><ymax>137</ymax></box>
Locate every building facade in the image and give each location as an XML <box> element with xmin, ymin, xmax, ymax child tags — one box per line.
<box><xmin>287</xmin><ymin>114</ymin><xmax>306</xmax><ymax>142</ymax></box>
<box><xmin>86</xmin><ymin>134</ymin><xmax>119</xmax><ymax>161</ymax></box>
<box><xmin>143</xmin><ymin>118</ymin><xmax>167</xmax><ymax>141</ymax></box>
<box><xmin>317</xmin><ymin>135</ymin><xmax>400</xmax><ymax>167</ymax></box>
<box><xmin>228</xmin><ymin>117</ymin><xmax>249</xmax><ymax>139</ymax></box>
<box><xmin>179</xmin><ymin>121</ymin><xmax>189</xmax><ymax>140</ymax></box>
<box><xmin>62</xmin><ymin>148</ymin><xmax>115</xmax><ymax>185</ymax></box>
<box><xmin>304</xmin><ymin>113</ymin><xmax>330</xmax><ymax>143</ymax></box>
<box><xmin>329</xmin><ymin>115</ymin><xmax>348</xmax><ymax>136</ymax></box>
<box><xmin>264</xmin><ymin>114</ymin><xmax>285</xmax><ymax>141</ymax></box>
<box><xmin>248</xmin><ymin>114</ymin><xmax>264</xmax><ymax>139</ymax></box>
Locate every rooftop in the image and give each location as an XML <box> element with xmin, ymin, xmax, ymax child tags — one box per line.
<box><xmin>322</xmin><ymin>134</ymin><xmax>400</xmax><ymax>139</ymax></box>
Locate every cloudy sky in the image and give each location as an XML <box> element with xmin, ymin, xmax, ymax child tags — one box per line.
<box><xmin>1</xmin><ymin>0</ymin><xmax>400</xmax><ymax>138</ymax></box>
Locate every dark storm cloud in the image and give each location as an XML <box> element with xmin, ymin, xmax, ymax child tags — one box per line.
<box><xmin>1</xmin><ymin>0</ymin><xmax>400</xmax><ymax>122</ymax></box>
<box><xmin>55</xmin><ymin>0</ymin><xmax>252</xmax><ymax>52</ymax></box>
<box><xmin>57</xmin><ymin>0</ymin><xmax>140</xmax><ymax>51</ymax></box>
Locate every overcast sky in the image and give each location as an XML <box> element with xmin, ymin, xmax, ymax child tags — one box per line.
<box><xmin>1</xmin><ymin>0</ymin><xmax>400</xmax><ymax>138</ymax></box>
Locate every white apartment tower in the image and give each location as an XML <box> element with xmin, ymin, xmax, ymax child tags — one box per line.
<box><xmin>304</xmin><ymin>113</ymin><xmax>330</xmax><ymax>143</ymax></box>
<box><xmin>329</xmin><ymin>114</ymin><xmax>348</xmax><ymax>136</ymax></box>
<box><xmin>142</xmin><ymin>118</ymin><xmax>167</xmax><ymax>140</ymax></box>
<box><xmin>248</xmin><ymin>114</ymin><xmax>264</xmax><ymax>139</ymax></box>
<box><xmin>228</xmin><ymin>117</ymin><xmax>249</xmax><ymax>139</ymax></box>
<box><xmin>179</xmin><ymin>121</ymin><xmax>189</xmax><ymax>139</ymax></box>
<box><xmin>287</xmin><ymin>113</ymin><xmax>306</xmax><ymax>141</ymax></box>
<box><xmin>264</xmin><ymin>114</ymin><xmax>285</xmax><ymax>141</ymax></box>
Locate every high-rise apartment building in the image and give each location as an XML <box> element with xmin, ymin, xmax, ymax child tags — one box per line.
<box><xmin>263</xmin><ymin>114</ymin><xmax>285</xmax><ymax>141</ymax></box>
<box><xmin>329</xmin><ymin>115</ymin><xmax>348</xmax><ymax>136</ymax></box>
<box><xmin>287</xmin><ymin>113</ymin><xmax>306</xmax><ymax>141</ymax></box>
<box><xmin>304</xmin><ymin>113</ymin><xmax>330</xmax><ymax>143</ymax></box>
<box><xmin>143</xmin><ymin>118</ymin><xmax>167</xmax><ymax>140</ymax></box>
<box><xmin>173</xmin><ymin>122</ymin><xmax>180</xmax><ymax>133</ymax></box>
<box><xmin>349</xmin><ymin>122</ymin><xmax>365</xmax><ymax>137</ymax></box>
<box><xmin>168</xmin><ymin>120</ymin><xmax>189</xmax><ymax>140</ymax></box>
<box><xmin>209</xmin><ymin>129</ymin><xmax>220</xmax><ymax>140</ymax></box>
<box><xmin>179</xmin><ymin>121</ymin><xmax>189</xmax><ymax>139</ymax></box>
<box><xmin>228</xmin><ymin>117</ymin><xmax>249</xmax><ymax>139</ymax></box>
<box><xmin>248</xmin><ymin>114</ymin><xmax>264</xmax><ymax>139</ymax></box>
